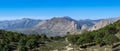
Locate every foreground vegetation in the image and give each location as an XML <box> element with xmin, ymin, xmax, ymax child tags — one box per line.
<box><xmin>67</xmin><ymin>20</ymin><xmax>120</xmax><ymax>50</ymax></box>
<box><xmin>0</xmin><ymin>30</ymin><xmax>68</xmax><ymax>51</ymax></box>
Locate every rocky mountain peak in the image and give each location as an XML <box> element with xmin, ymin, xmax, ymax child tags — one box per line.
<box><xmin>51</xmin><ymin>16</ymin><xmax>75</xmax><ymax>22</ymax></box>
<box><xmin>22</xmin><ymin>18</ymin><xmax>33</xmax><ymax>20</ymax></box>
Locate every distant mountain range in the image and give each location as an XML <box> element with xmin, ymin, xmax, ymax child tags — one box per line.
<box><xmin>0</xmin><ymin>16</ymin><xmax>120</xmax><ymax>36</ymax></box>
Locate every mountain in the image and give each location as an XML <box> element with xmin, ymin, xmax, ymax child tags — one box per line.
<box><xmin>0</xmin><ymin>18</ymin><xmax>41</xmax><ymax>30</ymax></box>
<box><xmin>79</xmin><ymin>19</ymin><xmax>101</xmax><ymax>30</ymax></box>
<box><xmin>23</xmin><ymin>17</ymin><xmax>81</xmax><ymax>36</ymax></box>
<box><xmin>89</xmin><ymin>17</ymin><xmax>120</xmax><ymax>31</ymax></box>
<box><xmin>0</xmin><ymin>16</ymin><xmax>120</xmax><ymax>36</ymax></box>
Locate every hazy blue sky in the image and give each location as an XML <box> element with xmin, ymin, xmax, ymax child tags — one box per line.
<box><xmin>0</xmin><ymin>0</ymin><xmax>120</xmax><ymax>20</ymax></box>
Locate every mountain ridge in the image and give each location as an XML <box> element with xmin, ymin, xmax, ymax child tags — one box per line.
<box><xmin>0</xmin><ymin>16</ymin><xmax>120</xmax><ymax>36</ymax></box>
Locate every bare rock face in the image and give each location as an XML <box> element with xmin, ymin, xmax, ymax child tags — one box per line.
<box><xmin>81</xmin><ymin>24</ymin><xmax>89</xmax><ymax>30</ymax></box>
<box><xmin>89</xmin><ymin>17</ymin><xmax>120</xmax><ymax>31</ymax></box>
<box><xmin>31</xmin><ymin>17</ymin><xmax>80</xmax><ymax>36</ymax></box>
<box><xmin>89</xmin><ymin>19</ymin><xmax>111</xmax><ymax>31</ymax></box>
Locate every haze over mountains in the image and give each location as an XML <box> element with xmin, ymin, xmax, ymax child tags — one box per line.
<box><xmin>0</xmin><ymin>16</ymin><xmax>120</xmax><ymax>36</ymax></box>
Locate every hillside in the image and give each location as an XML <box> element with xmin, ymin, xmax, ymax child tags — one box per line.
<box><xmin>0</xmin><ymin>18</ymin><xmax>41</xmax><ymax>30</ymax></box>
<box><xmin>0</xmin><ymin>30</ymin><xmax>68</xmax><ymax>51</ymax></box>
<box><xmin>67</xmin><ymin>20</ymin><xmax>120</xmax><ymax>51</ymax></box>
<box><xmin>89</xmin><ymin>17</ymin><xmax>120</xmax><ymax>31</ymax></box>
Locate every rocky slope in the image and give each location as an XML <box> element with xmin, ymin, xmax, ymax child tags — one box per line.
<box><xmin>0</xmin><ymin>16</ymin><xmax>120</xmax><ymax>36</ymax></box>
<box><xmin>89</xmin><ymin>17</ymin><xmax>120</xmax><ymax>31</ymax></box>
<box><xmin>26</xmin><ymin>17</ymin><xmax>81</xmax><ymax>36</ymax></box>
